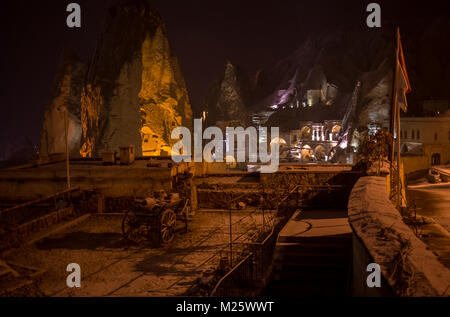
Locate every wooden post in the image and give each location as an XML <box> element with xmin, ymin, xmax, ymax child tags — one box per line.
<box><xmin>97</xmin><ymin>194</ymin><xmax>105</xmax><ymax>214</ymax></box>
<box><xmin>189</xmin><ymin>177</ymin><xmax>198</xmax><ymax>214</ymax></box>
<box><xmin>262</xmin><ymin>187</ymin><xmax>265</xmax><ymax>231</ymax></box>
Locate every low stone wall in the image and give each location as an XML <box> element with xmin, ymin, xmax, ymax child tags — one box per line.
<box><xmin>348</xmin><ymin>176</ymin><xmax>450</xmax><ymax>296</ymax></box>
<box><xmin>195</xmin><ymin>170</ymin><xmax>361</xmax><ymax>210</ymax></box>
<box><xmin>1</xmin><ymin>206</ymin><xmax>76</xmax><ymax>251</ymax></box>
<box><xmin>0</xmin><ymin>162</ymin><xmax>176</xmax><ymax>201</ymax></box>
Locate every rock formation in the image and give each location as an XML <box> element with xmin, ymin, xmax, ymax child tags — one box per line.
<box><xmin>40</xmin><ymin>48</ymin><xmax>87</xmax><ymax>158</ymax></box>
<box><xmin>204</xmin><ymin>61</ymin><xmax>251</xmax><ymax>127</ymax></box>
<box><xmin>41</xmin><ymin>0</ymin><xmax>192</xmax><ymax>159</ymax></box>
<box><xmin>256</xmin><ymin>28</ymin><xmax>394</xmax><ymax>127</ymax></box>
<box><xmin>206</xmin><ymin>28</ymin><xmax>396</xmax><ymax>149</ymax></box>
<box><xmin>81</xmin><ymin>0</ymin><xmax>192</xmax><ymax>157</ymax></box>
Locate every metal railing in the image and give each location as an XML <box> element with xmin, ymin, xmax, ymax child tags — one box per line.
<box><xmin>210</xmin><ymin>228</ymin><xmax>278</xmax><ymax>297</ymax></box>
<box><xmin>210</xmin><ymin>185</ymin><xmax>301</xmax><ymax>297</ymax></box>
<box><xmin>210</xmin><ymin>183</ymin><xmax>353</xmax><ymax>297</ymax></box>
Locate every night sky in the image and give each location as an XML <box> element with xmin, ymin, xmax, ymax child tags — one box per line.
<box><xmin>0</xmin><ymin>0</ymin><xmax>448</xmax><ymax>157</ymax></box>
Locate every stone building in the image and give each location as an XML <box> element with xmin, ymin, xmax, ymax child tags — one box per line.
<box><xmin>400</xmin><ymin>117</ymin><xmax>450</xmax><ymax>177</ymax></box>
<box><xmin>289</xmin><ymin>120</ymin><xmax>342</xmax><ymax>162</ymax></box>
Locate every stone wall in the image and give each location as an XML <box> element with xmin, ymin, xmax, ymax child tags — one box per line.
<box><xmin>195</xmin><ymin>169</ymin><xmax>362</xmax><ymax>210</ymax></box>
<box><xmin>0</xmin><ymin>162</ymin><xmax>175</xmax><ymax>201</ymax></box>
<box><xmin>348</xmin><ymin>176</ymin><xmax>450</xmax><ymax>296</ymax></box>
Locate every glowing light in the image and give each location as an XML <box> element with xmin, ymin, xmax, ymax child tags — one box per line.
<box><xmin>225</xmin><ymin>155</ymin><xmax>237</xmax><ymax>168</ymax></box>
<box><xmin>271</xmin><ymin>137</ymin><xmax>287</xmax><ymax>146</ymax></box>
<box><xmin>339</xmin><ymin>140</ymin><xmax>348</xmax><ymax>149</ymax></box>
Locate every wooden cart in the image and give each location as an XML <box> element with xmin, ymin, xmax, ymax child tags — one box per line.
<box><xmin>122</xmin><ymin>197</ymin><xmax>190</xmax><ymax>246</ymax></box>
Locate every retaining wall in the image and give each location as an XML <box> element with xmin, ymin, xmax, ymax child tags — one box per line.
<box><xmin>348</xmin><ymin>176</ymin><xmax>450</xmax><ymax>296</ymax></box>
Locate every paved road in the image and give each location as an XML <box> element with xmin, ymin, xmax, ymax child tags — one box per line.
<box><xmin>408</xmin><ymin>182</ymin><xmax>450</xmax><ymax>233</ymax></box>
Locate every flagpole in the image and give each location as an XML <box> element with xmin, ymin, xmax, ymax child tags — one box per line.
<box><xmin>390</xmin><ymin>27</ymin><xmax>400</xmax><ymax>202</ymax></box>
<box><xmin>395</xmin><ymin>27</ymin><xmax>402</xmax><ymax>208</ymax></box>
<box><xmin>390</xmin><ymin>29</ymin><xmax>399</xmax><ymax>144</ymax></box>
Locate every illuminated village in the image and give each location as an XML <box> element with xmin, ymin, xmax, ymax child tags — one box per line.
<box><xmin>0</xmin><ymin>0</ymin><xmax>449</xmax><ymax>300</ymax></box>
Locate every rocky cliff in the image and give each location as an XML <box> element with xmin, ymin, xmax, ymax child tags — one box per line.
<box><xmin>81</xmin><ymin>0</ymin><xmax>192</xmax><ymax>157</ymax></box>
<box><xmin>258</xmin><ymin>28</ymin><xmax>395</xmax><ymax>131</ymax></box>
<box><xmin>205</xmin><ymin>28</ymin><xmax>395</xmax><ymax>136</ymax></box>
<box><xmin>206</xmin><ymin>19</ymin><xmax>450</xmax><ymax>135</ymax></box>
<box><xmin>204</xmin><ymin>27</ymin><xmax>399</xmax><ymax>155</ymax></box>
<box><xmin>40</xmin><ymin>48</ymin><xmax>87</xmax><ymax>158</ymax></box>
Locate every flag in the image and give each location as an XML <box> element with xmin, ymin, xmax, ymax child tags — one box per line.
<box><xmin>396</xmin><ymin>32</ymin><xmax>411</xmax><ymax>112</ymax></box>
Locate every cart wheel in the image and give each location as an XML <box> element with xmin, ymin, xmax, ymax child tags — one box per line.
<box><xmin>160</xmin><ymin>209</ymin><xmax>176</xmax><ymax>245</ymax></box>
<box><xmin>122</xmin><ymin>210</ymin><xmax>145</xmax><ymax>244</ymax></box>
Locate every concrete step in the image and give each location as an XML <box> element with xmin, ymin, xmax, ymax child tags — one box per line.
<box><xmin>274</xmin><ymin>252</ymin><xmax>350</xmax><ymax>265</ymax></box>
<box><xmin>266</xmin><ymin>280</ymin><xmax>348</xmax><ymax>296</ymax></box>
<box><xmin>274</xmin><ymin>242</ymin><xmax>351</xmax><ymax>254</ymax></box>
<box><xmin>271</xmin><ymin>267</ymin><xmax>349</xmax><ymax>282</ymax></box>
<box><xmin>277</xmin><ymin>233</ymin><xmax>352</xmax><ymax>244</ymax></box>
<box><xmin>273</xmin><ymin>261</ymin><xmax>349</xmax><ymax>274</ymax></box>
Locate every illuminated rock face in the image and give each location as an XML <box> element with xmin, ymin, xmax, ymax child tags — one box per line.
<box><xmin>40</xmin><ymin>49</ymin><xmax>87</xmax><ymax>158</ymax></box>
<box><xmin>139</xmin><ymin>30</ymin><xmax>192</xmax><ymax>156</ymax></box>
<box><xmin>357</xmin><ymin>60</ymin><xmax>393</xmax><ymax>129</ymax></box>
<box><xmin>80</xmin><ymin>0</ymin><xmax>192</xmax><ymax>158</ymax></box>
<box><xmin>80</xmin><ymin>85</ymin><xmax>102</xmax><ymax>158</ymax></box>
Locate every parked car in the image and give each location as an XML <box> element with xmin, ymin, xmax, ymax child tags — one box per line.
<box><xmin>426</xmin><ymin>169</ymin><xmax>442</xmax><ymax>184</ymax></box>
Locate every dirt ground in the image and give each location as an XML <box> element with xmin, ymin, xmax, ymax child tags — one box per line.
<box><xmin>3</xmin><ymin>210</ymin><xmax>273</xmax><ymax>297</ymax></box>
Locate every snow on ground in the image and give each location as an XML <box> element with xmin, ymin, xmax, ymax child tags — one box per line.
<box><xmin>408</xmin><ymin>182</ymin><xmax>450</xmax><ymax>233</ymax></box>
<box><xmin>4</xmin><ymin>210</ymin><xmax>273</xmax><ymax>297</ymax></box>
